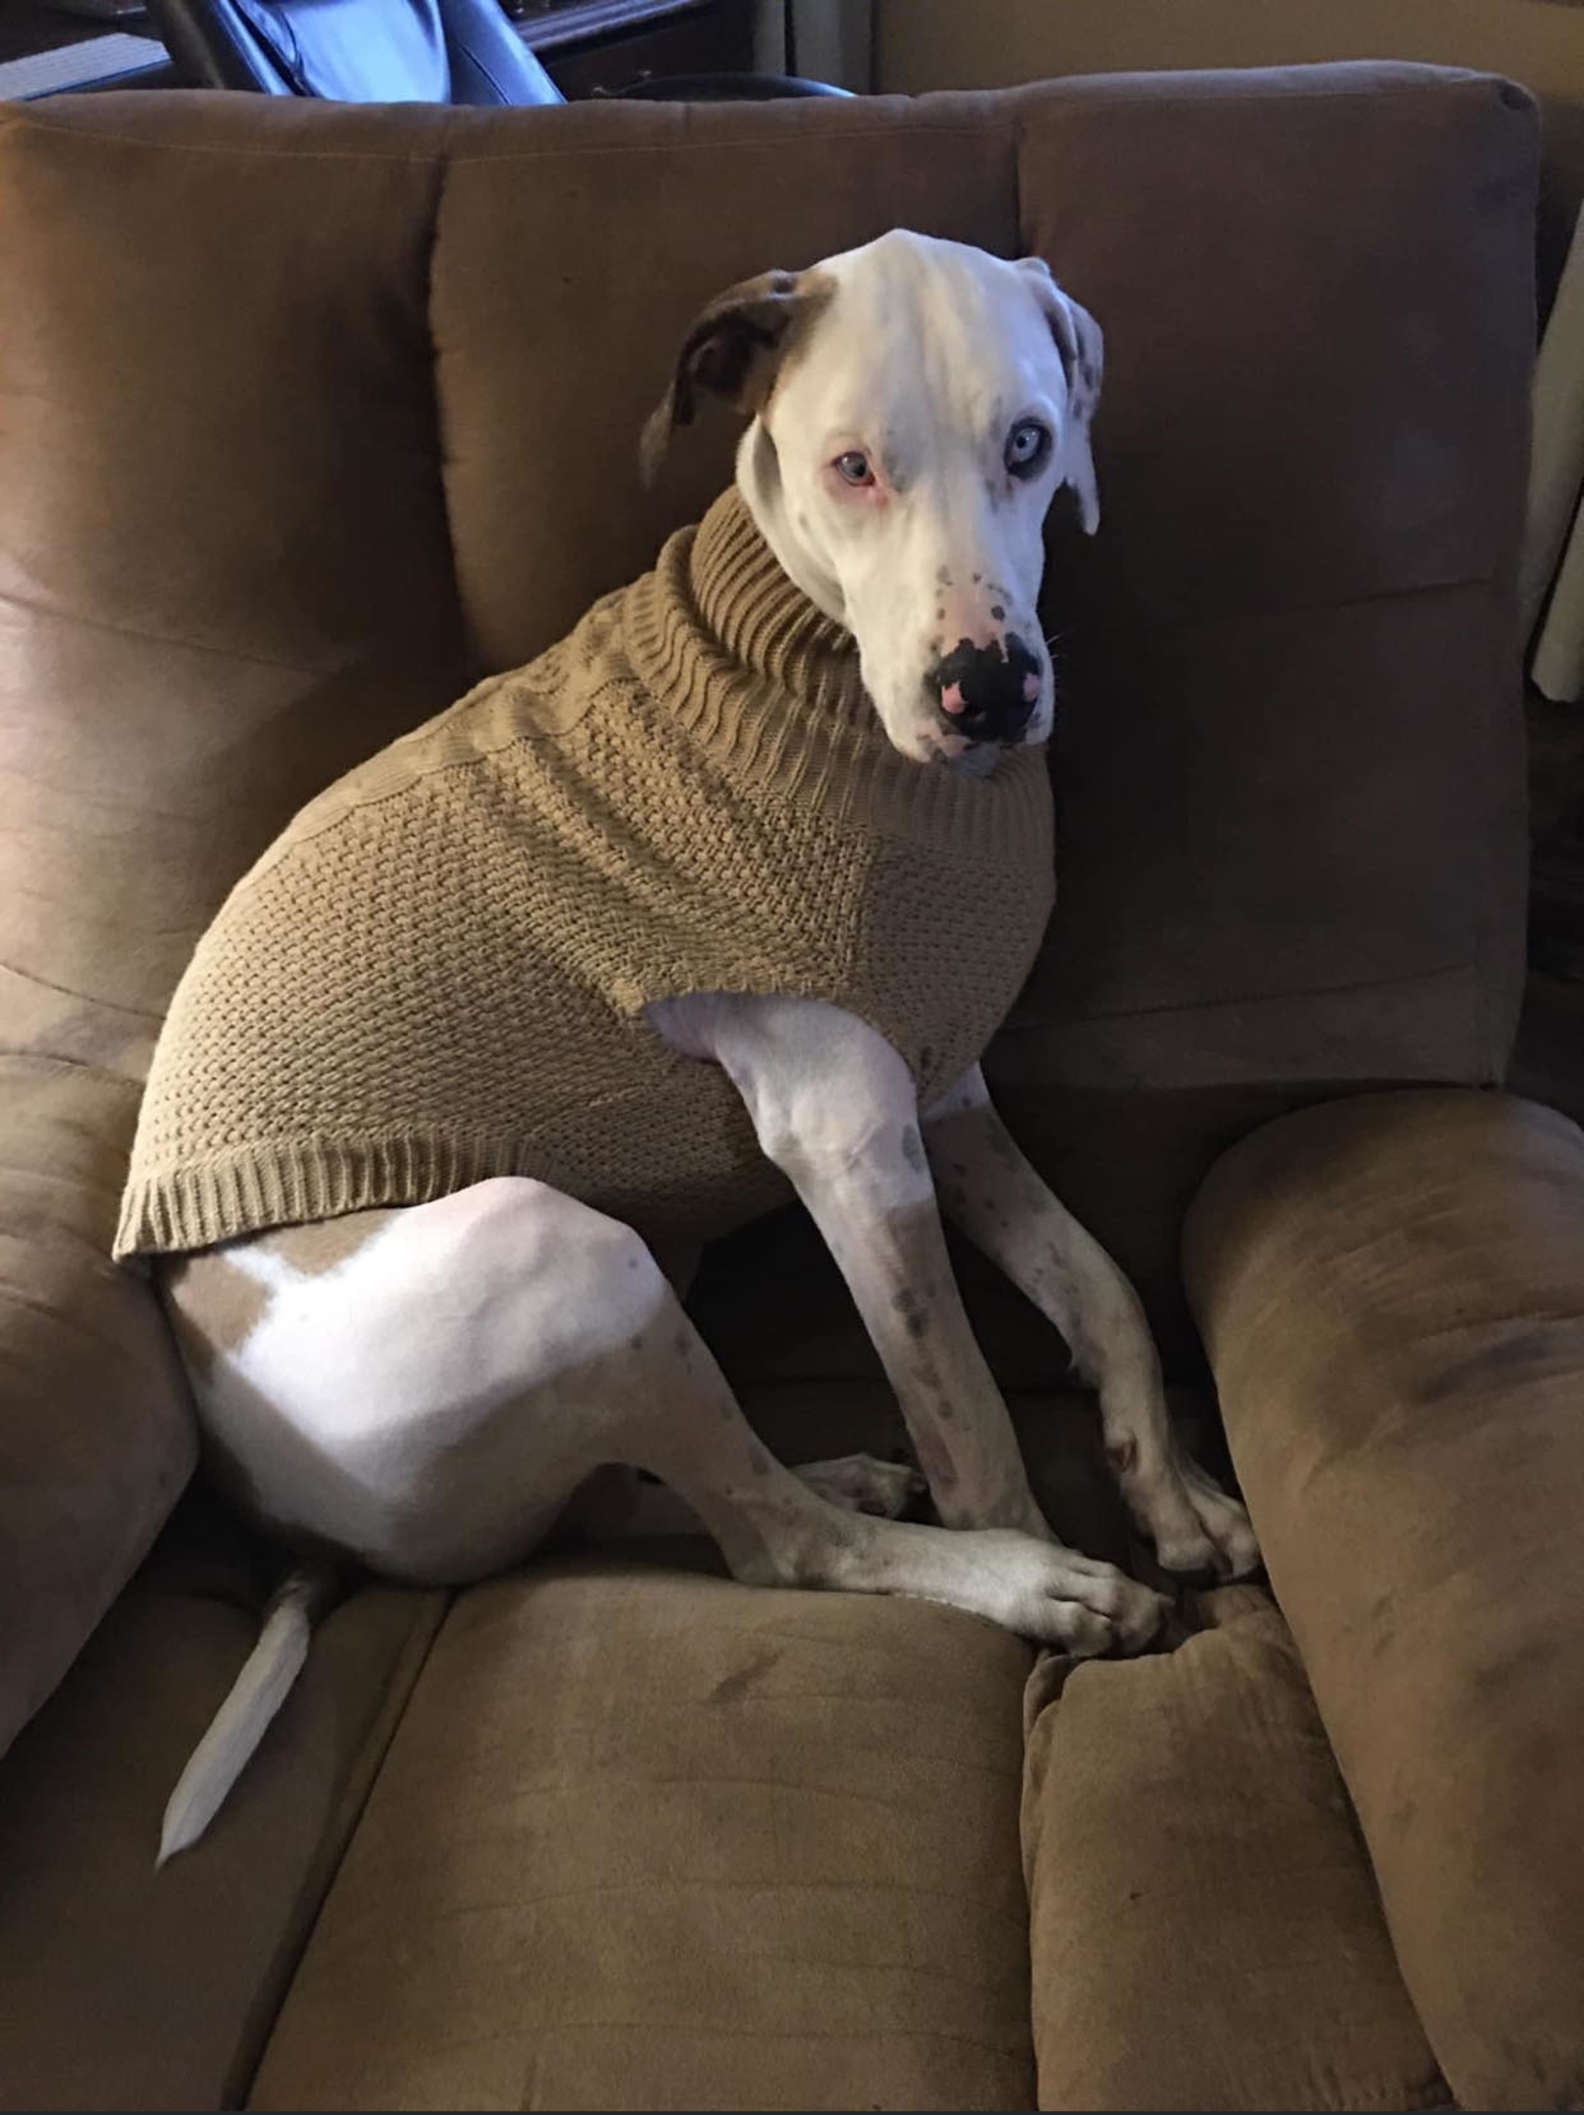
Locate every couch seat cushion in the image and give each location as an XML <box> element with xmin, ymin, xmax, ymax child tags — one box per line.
<box><xmin>0</xmin><ymin>1495</ymin><xmax>445</xmax><ymax>2113</ymax></box>
<box><xmin>1021</xmin><ymin>1587</ymin><xmax>1448</xmax><ymax>2112</ymax></box>
<box><xmin>250</xmin><ymin>1559</ymin><xmax>1037</xmax><ymax>2112</ymax></box>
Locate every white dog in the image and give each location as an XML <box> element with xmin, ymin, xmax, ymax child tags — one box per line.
<box><xmin>131</xmin><ymin>231</ymin><xmax>1259</xmax><ymax>1863</ymax></box>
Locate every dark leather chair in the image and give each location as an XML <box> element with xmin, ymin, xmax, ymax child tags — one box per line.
<box><xmin>146</xmin><ymin>0</ymin><xmax>853</xmax><ymax>106</ymax></box>
<box><xmin>148</xmin><ymin>0</ymin><xmax>565</xmax><ymax>103</ymax></box>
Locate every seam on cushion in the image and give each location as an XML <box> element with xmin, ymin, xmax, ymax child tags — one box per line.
<box><xmin>225</xmin><ymin>1586</ymin><xmax>452</xmax><ymax>2110</ymax></box>
<box><xmin>1007</xmin><ymin>960</ymin><xmax>1473</xmax><ymax>1030</ymax></box>
<box><xmin>406</xmin><ymin>2014</ymin><xmax>1034</xmax><ymax>2059</ymax></box>
<box><xmin>0</xmin><ymin>965</ymin><xmax>161</xmax><ymax>1022</ymax></box>
<box><xmin>6</xmin><ymin>124</ymin><xmax>452</xmax><ymax>166</ymax></box>
<box><xmin>686</xmin><ymin>1942</ymin><xmax>1018</xmax><ymax>1996</ymax></box>
<box><xmin>422</xmin><ymin>1769</ymin><xmax>1024</xmax><ymax>1823</ymax></box>
<box><xmin>0</xmin><ymin>1279</ymin><xmax>139</xmax><ymax>1360</ymax></box>
<box><xmin>1472</xmin><ymin>590</ymin><xmax>1498</xmax><ymax>1076</ymax></box>
<box><xmin>1145</xmin><ymin>568</ymin><xmax>1503</xmax><ymax>637</ymax></box>
<box><xmin>1474</xmin><ymin>576</ymin><xmax>1523</xmax><ymax>1080</ymax></box>
<box><xmin>0</xmin><ymin>1051</ymin><xmax>150</xmax><ymax>1087</ymax></box>
<box><xmin>446</xmin><ymin>69</ymin><xmax>1514</xmax><ymax>161</ymax></box>
<box><xmin>466</xmin><ymin>1607</ymin><xmax>1032</xmax><ymax>1683</ymax></box>
<box><xmin>0</xmin><ymin>1165</ymin><xmax>115</xmax><ymax>1200</ymax></box>
<box><xmin>1021</xmin><ymin>64</ymin><xmax>1513</xmax><ymax>112</ymax></box>
<box><xmin>6</xmin><ymin>107</ymin><xmax>995</xmax><ymax>166</ymax></box>
<box><xmin>9</xmin><ymin>67</ymin><xmax>1513</xmax><ymax>166</ymax></box>
<box><xmin>428</xmin><ymin>1706</ymin><xmax>1022</xmax><ymax>1775</ymax></box>
<box><xmin>399</xmin><ymin>1874</ymin><xmax>1028</xmax><ymax>1928</ymax></box>
<box><xmin>448</xmin><ymin>111</ymin><xmax>1003</xmax><ymax>165</ymax></box>
<box><xmin>418</xmin><ymin>134</ymin><xmax>470</xmax><ymax>669</ymax></box>
<box><xmin>0</xmin><ymin>584</ymin><xmax>332</xmax><ymax>679</ymax></box>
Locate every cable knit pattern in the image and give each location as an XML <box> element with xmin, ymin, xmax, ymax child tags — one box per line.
<box><xmin>115</xmin><ymin>490</ymin><xmax>1054</xmax><ymax>1260</ymax></box>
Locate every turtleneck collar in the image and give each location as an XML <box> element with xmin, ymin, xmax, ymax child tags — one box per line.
<box><xmin>622</xmin><ymin>485</ymin><xmax>1052</xmax><ymax>852</ymax></box>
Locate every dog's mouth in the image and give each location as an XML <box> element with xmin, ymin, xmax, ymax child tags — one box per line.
<box><xmin>946</xmin><ymin>740</ymin><xmax>1003</xmax><ymax>778</ymax></box>
<box><xmin>906</xmin><ymin>724</ymin><xmax>1036</xmax><ymax>776</ymax></box>
<box><xmin>902</xmin><ymin>696</ymin><xmax>1054</xmax><ymax>771</ymax></box>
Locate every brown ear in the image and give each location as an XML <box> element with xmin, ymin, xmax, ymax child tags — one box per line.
<box><xmin>639</xmin><ymin>267</ymin><xmax>831</xmax><ymax>486</ymax></box>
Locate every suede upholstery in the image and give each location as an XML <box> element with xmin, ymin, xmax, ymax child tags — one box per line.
<box><xmin>1021</xmin><ymin>1589</ymin><xmax>1451</xmax><ymax>2112</ymax></box>
<box><xmin>0</xmin><ymin>1499</ymin><xmax>445</xmax><ymax>2111</ymax></box>
<box><xmin>249</xmin><ymin>1566</ymin><xmax>1037</xmax><ymax>2111</ymax></box>
<box><xmin>0</xmin><ymin>94</ymin><xmax>469</xmax><ymax>1760</ymax></box>
<box><xmin>1183</xmin><ymin>1090</ymin><xmax>1584</xmax><ymax>2111</ymax></box>
<box><xmin>0</xmin><ymin>62</ymin><xmax>1572</xmax><ymax>2114</ymax></box>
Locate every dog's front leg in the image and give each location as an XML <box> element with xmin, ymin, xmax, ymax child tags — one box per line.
<box><xmin>922</xmin><ymin>1065</ymin><xmax>1260</xmax><ymax>1578</ymax></box>
<box><xmin>651</xmin><ymin>994</ymin><xmax>1050</xmax><ymax>1538</ymax></box>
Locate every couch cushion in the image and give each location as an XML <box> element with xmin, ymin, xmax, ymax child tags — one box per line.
<box><xmin>249</xmin><ymin>1562</ymin><xmax>1037</xmax><ymax>2111</ymax></box>
<box><xmin>0</xmin><ymin>1056</ymin><xmax>194</xmax><ymax>1756</ymax></box>
<box><xmin>0</xmin><ymin>93</ymin><xmax>470</xmax><ymax>1755</ymax></box>
<box><xmin>0</xmin><ymin>1492</ymin><xmax>445</xmax><ymax>2112</ymax></box>
<box><xmin>1021</xmin><ymin>1587</ymin><xmax>1450</xmax><ymax>2112</ymax></box>
<box><xmin>1182</xmin><ymin>1089</ymin><xmax>1584</xmax><ymax>2110</ymax></box>
<box><xmin>986</xmin><ymin>61</ymin><xmax>1537</xmax><ymax>1370</ymax></box>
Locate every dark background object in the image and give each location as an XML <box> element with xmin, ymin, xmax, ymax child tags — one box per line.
<box><xmin>145</xmin><ymin>0</ymin><xmax>565</xmax><ymax>102</ymax></box>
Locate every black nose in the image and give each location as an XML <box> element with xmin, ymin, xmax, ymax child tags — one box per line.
<box><xmin>927</xmin><ymin>632</ymin><xmax>1042</xmax><ymax>744</ymax></box>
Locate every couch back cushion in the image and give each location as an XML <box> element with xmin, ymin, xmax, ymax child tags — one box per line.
<box><xmin>988</xmin><ymin>61</ymin><xmax>1538</xmax><ymax>1369</ymax></box>
<box><xmin>0</xmin><ymin>95</ymin><xmax>471</xmax><ymax>1754</ymax></box>
<box><xmin>0</xmin><ymin>65</ymin><xmax>1536</xmax><ymax>1748</ymax></box>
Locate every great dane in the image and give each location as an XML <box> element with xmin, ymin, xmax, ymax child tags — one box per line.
<box><xmin>153</xmin><ymin>231</ymin><xmax>1259</xmax><ymax>1863</ymax></box>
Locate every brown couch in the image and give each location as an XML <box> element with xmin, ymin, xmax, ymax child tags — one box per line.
<box><xmin>1</xmin><ymin>61</ymin><xmax>1581</xmax><ymax>2113</ymax></box>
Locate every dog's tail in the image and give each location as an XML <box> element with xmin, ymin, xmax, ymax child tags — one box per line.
<box><xmin>157</xmin><ymin>1561</ymin><xmax>340</xmax><ymax>1868</ymax></box>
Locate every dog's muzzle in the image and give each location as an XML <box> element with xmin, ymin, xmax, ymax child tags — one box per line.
<box><xmin>926</xmin><ymin>632</ymin><xmax>1043</xmax><ymax>745</ymax></box>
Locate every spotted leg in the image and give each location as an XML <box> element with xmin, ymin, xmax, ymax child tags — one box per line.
<box><xmin>922</xmin><ymin>1064</ymin><xmax>1260</xmax><ymax>1578</ymax></box>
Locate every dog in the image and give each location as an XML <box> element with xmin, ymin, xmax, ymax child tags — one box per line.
<box><xmin>137</xmin><ymin>231</ymin><xmax>1259</xmax><ymax>1864</ymax></box>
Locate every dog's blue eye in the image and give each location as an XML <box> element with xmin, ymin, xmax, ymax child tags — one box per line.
<box><xmin>1005</xmin><ymin>421</ymin><xmax>1050</xmax><ymax>477</ymax></box>
<box><xmin>834</xmin><ymin>450</ymin><xmax>874</xmax><ymax>486</ymax></box>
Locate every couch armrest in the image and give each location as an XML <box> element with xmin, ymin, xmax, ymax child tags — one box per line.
<box><xmin>1181</xmin><ymin>1088</ymin><xmax>1584</xmax><ymax>2112</ymax></box>
<box><xmin>0</xmin><ymin>1054</ymin><xmax>196</xmax><ymax>1760</ymax></box>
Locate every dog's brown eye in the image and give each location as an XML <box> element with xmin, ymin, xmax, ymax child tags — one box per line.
<box><xmin>834</xmin><ymin>450</ymin><xmax>874</xmax><ymax>487</ymax></box>
<box><xmin>1005</xmin><ymin>420</ymin><xmax>1051</xmax><ymax>478</ymax></box>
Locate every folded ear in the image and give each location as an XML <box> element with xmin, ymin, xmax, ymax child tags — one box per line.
<box><xmin>1016</xmin><ymin>256</ymin><xmax>1105</xmax><ymax>535</ymax></box>
<box><xmin>639</xmin><ymin>267</ymin><xmax>832</xmax><ymax>487</ymax></box>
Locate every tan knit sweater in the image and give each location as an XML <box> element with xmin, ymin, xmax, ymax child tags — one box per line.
<box><xmin>115</xmin><ymin>490</ymin><xmax>1054</xmax><ymax>1261</ymax></box>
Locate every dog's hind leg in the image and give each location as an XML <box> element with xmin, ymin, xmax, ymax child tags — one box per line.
<box><xmin>185</xmin><ymin>1177</ymin><xmax>1162</xmax><ymax>1644</ymax></box>
<box><xmin>589</xmin><ymin>1452</ymin><xmax>925</xmax><ymax>1540</ymax></box>
<box><xmin>159</xmin><ymin>1177</ymin><xmax>1160</xmax><ymax>1856</ymax></box>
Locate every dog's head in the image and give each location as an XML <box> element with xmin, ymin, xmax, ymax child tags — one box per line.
<box><xmin>642</xmin><ymin>229</ymin><xmax>1102</xmax><ymax>770</ymax></box>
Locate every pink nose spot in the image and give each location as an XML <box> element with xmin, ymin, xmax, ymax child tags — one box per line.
<box><xmin>1022</xmin><ymin>672</ymin><xmax>1041</xmax><ymax>703</ymax></box>
<box><xmin>940</xmin><ymin>682</ymin><xmax>966</xmax><ymax>717</ymax></box>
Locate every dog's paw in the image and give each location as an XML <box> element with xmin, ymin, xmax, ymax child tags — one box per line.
<box><xmin>1177</xmin><ymin>1461</ymin><xmax>1261</xmax><ymax>1579</ymax></box>
<box><xmin>1134</xmin><ymin>1454</ymin><xmax>1261</xmax><ymax>1581</ymax></box>
<box><xmin>1053</xmin><ymin>1549</ymin><xmax>1170</xmax><ymax>1654</ymax></box>
<box><xmin>965</xmin><ymin>1533</ymin><xmax>1169</xmax><ymax>1656</ymax></box>
<box><xmin>794</xmin><ymin>1451</ymin><xmax>928</xmax><ymax>1520</ymax></box>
